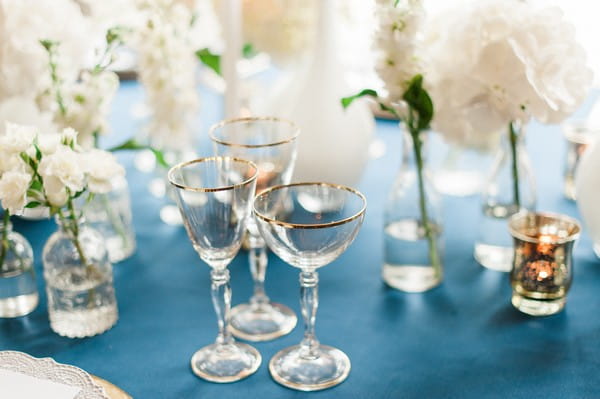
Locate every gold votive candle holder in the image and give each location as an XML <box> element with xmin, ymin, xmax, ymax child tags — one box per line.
<box><xmin>508</xmin><ymin>212</ymin><xmax>581</xmax><ymax>316</ymax></box>
<box><xmin>562</xmin><ymin>121</ymin><xmax>599</xmax><ymax>200</ymax></box>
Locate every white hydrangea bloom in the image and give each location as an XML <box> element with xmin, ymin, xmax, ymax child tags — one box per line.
<box><xmin>130</xmin><ymin>0</ymin><xmax>200</xmax><ymax>151</ymax></box>
<box><xmin>426</xmin><ymin>0</ymin><xmax>594</xmax><ymax>149</ymax></box>
<box><xmin>83</xmin><ymin>149</ymin><xmax>125</xmax><ymax>194</ymax></box>
<box><xmin>373</xmin><ymin>0</ymin><xmax>426</xmax><ymax>103</ymax></box>
<box><xmin>0</xmin><ymin>170</ymin><xmax>32</xmax><ymax>214</ymax></box>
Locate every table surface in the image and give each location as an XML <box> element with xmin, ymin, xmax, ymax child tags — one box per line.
<box><xmin>2</xmin><ymin>82</ymin><xmax>600</xmax><ymax>399</ymax></box>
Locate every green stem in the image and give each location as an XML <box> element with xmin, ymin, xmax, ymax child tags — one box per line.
<box><xmin>0</xmin><ymin>212</ymin><xmax>10</xmax><ymax>271</ymax></box>
<box><xmin>409</xmin><ymin>126</ymin><xmax>441</xmax><ymax>277</ymax></box>
<box><xmin>509</xmin><ymin>122</ymin><xmax>521</xmax><ymax>209</ymax></box>
<box><xmin>59</xmin><ymin>202</ymin><xmax>89</xmax><ymax>267</ymax></box>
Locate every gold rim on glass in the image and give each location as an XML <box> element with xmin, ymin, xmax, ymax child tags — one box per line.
<box><xmin>209</xmin><ymin>116</ymin><xmax>300</xmax><ymax>148</ymax></box>
<box><xmin>508</xmin><ymin>211</ymin><xmax>581</xmax><ymax>244</ymax></box>
<box><xmin>168</xmin><ymin>156</ymin><xmax>258</xmax><ymax>192</ymax></box>
<box><xmin>254</xmin><ymin>182</ymin><xmax>367</xmax><ymax>229</ymax></box>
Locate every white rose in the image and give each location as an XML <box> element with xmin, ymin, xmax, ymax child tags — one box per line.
<box><xmin>38</xmin><ymin>145</ymin><xmax>85</xmax><ymax>196</ymax></box>
<box><xmin>0</xmin><ymin>170</ymin><xmax>31</xmax><ymax>214</ymax></box>
<box><xmin>0</xmin><ymin>96</ymin><xmax>56</xmax><ymax>133</ymax></box>
<box><xmin>60</xmin><ymin>127</ymin><xmax>78</xmax><ymax>145</ymax></box>
<box><xmin>0</xmin><ymin>122</ymin><xmax>36</xmax><ymax>154</ymax></box>
<box><xmin>83</xmin><ymin>149</ymin><xmax>125</xmax><ymax>194</ymax></box>
<box><xmin>36</xmin><ymin>133</ymin><xmax>62</xmax><ymax>155</ymax></box>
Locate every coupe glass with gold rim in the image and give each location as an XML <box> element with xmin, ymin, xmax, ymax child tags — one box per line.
<box><xmin>254</xmin><ymin>182</ymin><xmax>366</xmax><ymax>391</ymax></box>
<box><xmin>168</xmin><ymin>157</ymin><xmax>261</xmax><ymax>383</ymax></box>
<box><xmin>210</xmin><ymin>117</ymin><xmax>299</xmax><ymax>341</ymax></box>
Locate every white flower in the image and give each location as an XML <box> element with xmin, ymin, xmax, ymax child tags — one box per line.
<box><xmin>130</xmin><ymin>0</ymin><xmax>199</xmax><ymax>151</ymax></box>
<box><xmin>0</xmin><ymin>122</ymin><xmax>37</xmax><ymax>154</ymax></box>
<box><xmin>425</xmin><ymin>0</ymin><xmax>594</xmax><ymax>148</ymax></box>
<box><xmin>0</xmin><ymin>0</ymin><xmax>93</xmax><ymax>101</ymax></box>
<box><xmin>36</xmin><ymin>133</ymin><xmax>62</xmax><ymax>155</ymax></box>
<box><xmin>60</xmin><ymin>127</ymin><xmax>78</xmax><ymax>145</ymax></box>
<box><xmin>83</xmin><ymin>149</ymin><xmax>125</xmax><ymax>194</ymax></box>
<box><xmin>55</xmin><ymin>70</ymin><xmax>119</xmax><ymax>149</ymax></box>
<box><xmin>373</xmin><ymin>0</ymin><xmax>426</xmax><ymax>103</ymax></box>
<box><xmin>0</xmin><ymin>170</ymin><xmax>32</xmax><ymax>214</ymax></box>
<box><xmin>38</xmin><ymin>144</ymin><xmax>85</xmax><ymax>206</ymax></box>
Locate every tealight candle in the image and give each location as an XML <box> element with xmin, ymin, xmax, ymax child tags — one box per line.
<box><xmin>508</xmin><ymin>212</ymin><xmax>580</xmax><ymax>316</ymax></box>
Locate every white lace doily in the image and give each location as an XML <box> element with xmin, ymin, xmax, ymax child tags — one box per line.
<box><xmin>0</xmin><ymin>351</ymin><xmax>109</xmax><ymax>399</ymax></box>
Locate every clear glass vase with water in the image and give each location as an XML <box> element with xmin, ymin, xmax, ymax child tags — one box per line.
<box><xmin>81</xmin><ymin>175</ymin><xmax>136</xmax><ymax>263</ymax></box>
<box><xmin>42</xmin><ymin>214</ymin><xmax>118</xmax><ymax>338</ymax></box>
<box><xmin>383</xmin><ymin>129</ymin><xmax>444</xmax><ymax>292</ymax></box>
<box><xmin>474</xmin><ymin>123</ymin><xmax>536</xmax><ymax>272</ymax></box>
<box><xmin>0</xmin><ymin>214</ymin><xmax>38</xmax><ymax>318</ymax></box>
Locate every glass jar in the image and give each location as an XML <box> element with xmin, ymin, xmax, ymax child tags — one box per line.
<box><xmin>42</xmin><ymin>215</ymin><xmax>118</xmax><ymax>338</ymax></box>
<box><xmin>382</xmin><ymin>129</ymin><xmax>444</xmax><ymax>292</ymax></box>
<box><xmin>0</xmin><ymin>216</ymin><xmax>38</xmax><ymax>318</ymax></box>
<box><xmin>474</xmin><ymin>123</ymin><xmax>536</xmax><ymax>272</ymax></box>
<box><xmin>81</xmin><ymin>176</ymin><xmax>136</xmax><ymax>263</ymax></box>
<box><xmin>562</xmin><ymin>120</ymin><xmax>599</xmax><ymax>201</ymax></box>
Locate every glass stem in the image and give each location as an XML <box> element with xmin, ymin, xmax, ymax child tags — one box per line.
<box><xmin>509</xmin><ymin>121</ymin><xmax>521</xmax><ymax>209</ymax></box>
<box><xmin>211</xmin><ymin>268</ymin><xmax>234</xmax><ymax>346</ymax></box>
<box><xmin>0</xmin><ymin>211</ymin><xmax>10</xmax><ymax>271</ymax></box>
<box><xmin>299</xmin><ymin>270</ymin><xmax>320</xmax><ymax>359</ymax></box>
<box><xmin>249</xmin><ymin>235</ymin><xmax>269</xmax><ymax>307</ymax></box>
<box><xmin>409</xmin><ymin>127</ymin><xmax>441</xmax><ymax>276</ymax></box>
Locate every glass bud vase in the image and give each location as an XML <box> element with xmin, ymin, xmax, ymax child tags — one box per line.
<box><xmin>81</xmin><ymin>176</ymin><xmax>136</xmax><ymax>263</ymax></box>
<box><xmin>383</xmin><ymin>129</ymin><xmax>444</xmax><ymax>292</ymax></box>
<box><xmin>42</xmin><ymin>215</ymin><xmax>118</xmax><ymax>338</ymax></box>
<box><xmin>0</xmin><ymin>217</ymin><xmax>38</xmax><ymax>317</ymax></box>
<box><xmin>474</xmin><ymin>123</ymin><xmax>536</xmax><ymax>272</ymax></box>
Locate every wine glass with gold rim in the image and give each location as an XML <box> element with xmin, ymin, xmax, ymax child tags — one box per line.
<box><xmin>254</xmin><ymin>182</ymin><xmax>367</xmax><ymax>391</ymax></box>
<box><xmin>210</xmin><ymin>117</ymin><xmax>299</xmax><ymax>341</ymax></box>
<box><xmin>168</xmin><ymin>156</ymin><xmax>261</xmax><ymax>383</ymax></box>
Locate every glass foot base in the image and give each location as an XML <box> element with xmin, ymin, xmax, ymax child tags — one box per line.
<box><xmin>0</xmin><ymin>292</ymin><xmax>38</xmax><ymax>318</ymax></box>
<box><xmin>269</xmin><ymin>344</ymin><xmax>350</xmax><ymax>391</ymax></box>
<box><xmin>511</xmin><ymin>293</ymin><xmax>565</xmax><ymax>316</ymax></box>
<box><xmin>474</xmin><ymin>243</ymin><xmax>513</xmax><ymax>272</ymax></box>
<box><xmin>382</xmin><ymin>264</ymin><xmax>442</xmax><ymax>293</ymax></box>
<box><xmin>191</xmin><ymin>342</ymin><xmax>261</xmax><ymax>383</ymax></box>
<box><xmin>230</xmin><ymin>302</ymin><xmax>297</xmax><ymax>341</ymax></box>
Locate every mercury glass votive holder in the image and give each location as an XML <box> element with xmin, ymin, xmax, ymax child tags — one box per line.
<box><xmin>508</xmin><ymin>212</ymin><xmax>580</xmax><ymax>316</ymax></box>
<box><xmin>562</xmin><ymin>121</ymin><xmax>599</xmax><ymax>200</ymax></box>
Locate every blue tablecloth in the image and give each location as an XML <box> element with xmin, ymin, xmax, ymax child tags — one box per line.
<box><xmin>2</xmin><ymin>82</ymin><xmax>600</xmax><ymax>398</ymax></box>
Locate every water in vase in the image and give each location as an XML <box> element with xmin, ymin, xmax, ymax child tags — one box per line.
<box><xmin>0</xmin><ymin>265</ymin><xmax>38</xmax><ymax>318</ymax></box>
<box><xmin>383</xmin><ymin>219</ymin><xmax>443</xmax><ymax>292</ymax></box>
<box><xmin>474</xmin><ymin>204</ymin><xmax>517</xmax><ymax>272</ymax></box>
<box><xmin>46</xmin><ymin>266</ymin><xmax>118</xmax><ymax>338</ymax></box>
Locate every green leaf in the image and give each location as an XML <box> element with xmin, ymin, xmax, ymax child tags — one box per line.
<box><xmin>341</xmin><ymin>89</ymin><xmax>379</xmax><ymax>109</ymax></box>
<box><xmin>402</xmin><ymin>74</ymin><xmax>434</xmax><ymax>131</ymax></box>
<box><xmin>25</xmin><ymin>201</ymin><xmax>41</xmax><ymax>209</ymax></box>
<box><xmin>195</xmin><ymin>48</ymin><xmax>221</xmax><ymax>76</ymax></box>
<box><xmin>34</xmin><ymin>144</ymin><xmax>42</xmax><ymax>162</ymax></box>
<box><xmin>242</xmin><ymin>43</ymin><xmax>257</xmax><ymax>58</ymax></box>
<box><xmin>71</xmin><ymin>190</ymin><xmax>85</xmax><ymax>200</ymax></box>
<box><xmin>30</xmin><ymin>180</ymin><xmax>42</xmax><ymax>192</ymax></box>
<box><xmin>108</xmin><ymin>139</ymin><xmax>170</xmax><ymax>169</ymax></box>
<box><xmin>39</xmin><ymin>39</ymin><xmax>58</xmax><ymax>51</ymax></box>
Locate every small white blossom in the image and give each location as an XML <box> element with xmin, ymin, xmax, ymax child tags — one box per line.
<box><xmin>83</xmin><ymin>149</ymin><xmax>125</xmax><ymax>194</ymax></box>
<box><xmin>0</xmin><ymin>170</ymin><xmax>32</xmax><ymax>214</ymax></box>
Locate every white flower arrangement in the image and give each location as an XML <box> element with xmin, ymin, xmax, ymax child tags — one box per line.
<box><xmin>426</xmin><ymin>0</ymin><xmax>594</xmax><ymax>149</ymax></box>
<box><xmin>0</xmin><ymin>0</ymin><xmax>93</xmax><ymax>135</ymax></box>
<box><xmin>0</xmin><ymin>123</ymin><xmax>125</xmax><ymax>215</ymax></box>
<box><xmin>129</xmin><ymin>0</ymin><xmax>200</xmax><ymax>152</ymax></box>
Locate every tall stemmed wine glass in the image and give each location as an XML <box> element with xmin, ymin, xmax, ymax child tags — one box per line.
<box><xmin>254</xmin><ymin>182</ymin><xmax>367</xmax><ymax>391</ymax></box>
<box><xmin>210</xmin><ymin>117</ymin><xmax>299</xmax><ymax>341</ymax></box>
<box><xmin>168</xmin><ymin>157</ymin><xmax>261</xmax><ymax>383</ymax></box>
